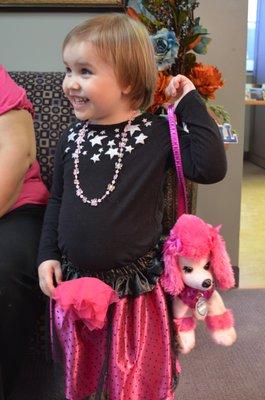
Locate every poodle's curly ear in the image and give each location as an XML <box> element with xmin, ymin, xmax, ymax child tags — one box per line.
<box><xmin>160</xmin><ymin>243</ymin><xmax>184</xmax><ymax>296</ymax></box>
<box><xmin>210</xmin><ymin>228</ymin><xmax>235</xmax><ymax>290</ymax></box>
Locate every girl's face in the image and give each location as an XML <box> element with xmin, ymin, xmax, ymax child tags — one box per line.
<box><xmin>62</xmin><ymin>41</ymin><xmax>132</xmax><ymax>124</ymax></box>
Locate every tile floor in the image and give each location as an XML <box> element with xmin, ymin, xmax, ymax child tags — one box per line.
<box><xmin>239</xmin><ymin>161</ymin><xmax>265</xmax><ymax>288</ymax></box>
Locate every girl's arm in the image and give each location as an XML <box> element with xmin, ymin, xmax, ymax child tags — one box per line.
<box><xmin>37</xmin><ymin>133</ymin><xmax>65</xmax><ymax>265</ymax></box>
<box><xmin>0</xmin><ymin>109</ymin><xmax>36</xmax><ymax>217</ymax></box>
<box><xmin>37</xmin><ymin>134</ymin><xmax>63</xmax><ymax>297</ymax></box>
<box><xmin>37</xmin><ymin>132</ymin><xmax>66</xmax><ymax>297</ymax></box>
<box><xmin>165</xmin><ymin>75</ymin><xmax>227</xmax><ymax>184</ymax></box>
<box><xmin>175</xmin><ymin>90</ymin><xmax>227</xmax><ymax>184</ymax></box>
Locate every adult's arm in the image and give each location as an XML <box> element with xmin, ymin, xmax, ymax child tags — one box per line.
<box><xmin>0</xmin><ymin>109</ymin><xmax>36</xmax><ymax>217</ymax></box>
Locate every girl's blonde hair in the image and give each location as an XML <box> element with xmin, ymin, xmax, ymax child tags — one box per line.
<box><xmin>63</xmin><ymin>13</ymin><xmax>157</xmax><ymax>110</ymax></box>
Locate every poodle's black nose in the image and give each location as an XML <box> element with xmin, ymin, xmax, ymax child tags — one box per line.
<box><xmin>202</xmin><ymin>279</ymin><xmax>212</xmax><ymax>288</ymax></box>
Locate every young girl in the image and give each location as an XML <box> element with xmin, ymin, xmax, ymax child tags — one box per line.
<box><xmin>38</xmin><ymin>13</ymin><xmax>227</xmax><ymax>400</ymax></box>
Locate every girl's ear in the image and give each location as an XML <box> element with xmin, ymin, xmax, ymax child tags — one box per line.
<box><xmin>121</xmin><ymin>85</ymin><xmax>132</xmax><ymax>95</ymax></box>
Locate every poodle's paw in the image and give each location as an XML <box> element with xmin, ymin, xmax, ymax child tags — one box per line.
<box><xmin>178</xmin><ymin>330</ymin><xmax>196</xmax><ymax>354</ymax></box>
<box><xmin>211</xmin><ymin>327</ymin><xmax>237</xmax><ymax>346</ymax></box>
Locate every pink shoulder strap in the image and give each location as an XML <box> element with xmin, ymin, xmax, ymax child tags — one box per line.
<box><xmin>167</xmin><ymin>104</ymin><xmax>188</xmax><ymax>218</ymax></box>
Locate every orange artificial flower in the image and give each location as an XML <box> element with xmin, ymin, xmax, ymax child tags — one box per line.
<box><xmin>149</xmin><ymin>71</ymin><xmax>172</xmax><ymax>113</ymax></box>
<box><xmin>126</xmin><ymin>7</ymin><xmax>141</xmax><ymax>21</ymax></box>
<box><xmin>188</xmin><ymin>63</ymin><xmax>224</xmax><ymax>100</ymax></box>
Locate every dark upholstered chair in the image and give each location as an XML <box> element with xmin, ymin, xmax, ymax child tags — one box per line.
<box><xmin>9</xmin><ymin>71</ymin><xmax>197</xmax><ymax>399</ymax></box>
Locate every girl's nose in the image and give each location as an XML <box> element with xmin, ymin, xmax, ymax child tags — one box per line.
<box><xmin>68</xmin><ymin>79</ymin><xmax>81</xmax><ymax>90</ymax></box>
<box><xmin>64</xmin><ymin>75</ymin><xmax>81</xmax><ymax>91</ymax></box>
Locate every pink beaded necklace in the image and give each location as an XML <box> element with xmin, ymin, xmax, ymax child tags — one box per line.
<box><xmin>73</xmin><ymin>112</ymin><xmax>139</xmax><ymax>207</ymax></box>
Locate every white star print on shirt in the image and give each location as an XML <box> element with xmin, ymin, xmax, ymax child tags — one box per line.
<box><xmin>125</xmin><ymin>145</ymin><xmax>134</xmax><ymax>153</ymax></box>
<box><xmin>90</xmin><ymin>135</ymin><xmax>108</xmax><ymax>147</ymax></box>
<box><xmin>135</xmin><ymin>133</ymin><xmax>148</xmax><ymax>145</ymax></box>
<box><xmin>145</xmin><ymin>121</ymin><xmax>152</xmax><ymax>127</ymax></box>
<box><xmin>68</xmin><ymin>132</ymin><xmax>77</xmax><ymax>142</ymax></box>
<box><xmin>105</xmin><ymin>147</ymin><xmax>119</xmax><ymax>159</ymax></box>
<box><xmin>87</xmin><ymin>130</ymin><xmax>97</xmax><ymax>139</ymax></box>
<box><xmin>125</xmin><ymin>124</ymin><xmax>141</xmax><ymax>136</ymax></box>
<box><xmin>91</xmin><ymin>154</ymin><xmax>100</xmax><ymax>163</ymax></box>
<box><xmin>107</xmin><ymin>140</ymin><xmax>115</xmax><ymax>147</ymax></box>
<box><xmin>183</xmin><ymin>122</ymin><xmax>190</xmax><ymax>133</ymax></box>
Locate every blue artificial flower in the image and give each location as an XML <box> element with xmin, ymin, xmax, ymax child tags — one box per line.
<box><xmin>128</xmin><ymin>0</ymin><xmax>155</xmax><ymax>21</ymax></box>
<box><xmin>150</xmin><ymin>28</ymin><xmax>179</xmax><ymax>71</ymax></box>
<box><xmin>192</xmin><ymin>17</ymin><xmax>211</xmax><ymax>55</ymax></box>
<box><xmin>193</xmin><ymin>36</ymin><xmax>212</xmax><ymax>55</ymax></box>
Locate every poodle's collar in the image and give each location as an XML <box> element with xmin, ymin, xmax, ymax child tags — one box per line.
<box><xmin>178</xmin><ymin>284</ymin><xmax>214</xmax><ymax>309</ymax></box>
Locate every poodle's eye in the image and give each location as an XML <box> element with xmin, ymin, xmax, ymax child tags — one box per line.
<box><xmin>183</xmin><ymin>266</ymin><xmax>193</xmax><ymax>273</ymax></box>
<box><xmin>204</xmin><ymin>262</ymin><xmax>210</xmax><ymax>271</ymax></box>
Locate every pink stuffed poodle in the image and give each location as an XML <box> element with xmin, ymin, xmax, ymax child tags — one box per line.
<box><xmin>161</xmin><ymin>214</ymin><xmax>237</xmax><ymax>354</ymax></box>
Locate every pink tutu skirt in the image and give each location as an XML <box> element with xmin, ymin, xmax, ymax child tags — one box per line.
<box><xmin>51</xmin><ymin>245</ymin><xmax>179</xmax><ymax>400</ymax></box>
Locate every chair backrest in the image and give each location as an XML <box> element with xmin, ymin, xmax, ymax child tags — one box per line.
<box><xmin>10</xmin><ymin>71</ymin><xmax>196</xmax><ymax>233</ymax></box>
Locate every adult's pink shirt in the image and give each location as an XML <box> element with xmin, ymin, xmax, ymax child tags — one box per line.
<box><xmin>0</xmin><ymin>65</ymin><xmax>49</xmax><ymax>212</ymax></box>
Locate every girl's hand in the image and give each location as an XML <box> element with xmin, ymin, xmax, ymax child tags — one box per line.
<box><xmin>165</xmin><ymin>74</ymin><xmax>196</xmax><ymax>107</ymax></box>
<box><xmin>38</xmin><ymin>260</ymin><xmax>62</xmax><ymax>298</ymax></box>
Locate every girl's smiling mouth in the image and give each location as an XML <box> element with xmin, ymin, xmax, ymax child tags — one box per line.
<box><xmin>71</xmin><ymin>96</ymin><xmax>89</xmax><ymax>104</ymax></box>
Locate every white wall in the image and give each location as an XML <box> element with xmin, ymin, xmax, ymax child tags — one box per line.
<box><xmin>0</xmin><ymin>1</ymin><xmax>248</xmax><ymax>265</ymax></box>
<box><xmin>195</xmin><ymin>0</ymin><xmax>248</xmax><ymax>265</ymax></box>
<box><xmin>0</xmin><ymin>12</ymin><xmax>98</xmax><ymax>71</ymax></box>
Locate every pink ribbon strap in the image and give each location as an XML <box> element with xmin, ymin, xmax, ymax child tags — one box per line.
<box><xmin>167</xmin><ymin>104</ymin><xmax>188</xmax><ymax>217</ymax></box>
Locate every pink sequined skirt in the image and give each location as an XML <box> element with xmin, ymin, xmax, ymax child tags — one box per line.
<box><xmin>51</xmin><ymin>245</ymin><xmax>179</xmax><ymax>400</ymax></box>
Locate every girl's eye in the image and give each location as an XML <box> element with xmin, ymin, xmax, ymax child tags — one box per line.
<box><xmin>183</xmin><ymin>266</ymin><xmax>193</xmax><ymax>273</ymax></box>
<box><xmin>81</xmin><ymin>68</ymin><xmax>92</xmax><ymax>75</ymax></box>
<box><xmin>204</xmin><ymin>262</ymin><xmax>210</xmax><ymax>271</ymax></box>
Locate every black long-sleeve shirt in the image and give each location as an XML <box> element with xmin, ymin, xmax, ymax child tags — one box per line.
<box><xmin>38</xmin><ymin>90</ymin><xmax>227</xmax><ymax>271</ymax></box>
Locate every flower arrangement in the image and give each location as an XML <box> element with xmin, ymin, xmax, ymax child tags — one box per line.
<box><xmin>127</xmin><ymin>0</ymin><xmax>231</xmax><ymax>126</ymax></box>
